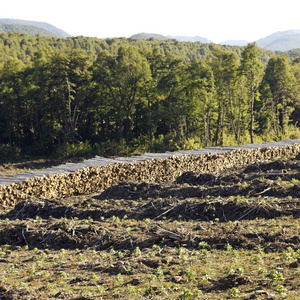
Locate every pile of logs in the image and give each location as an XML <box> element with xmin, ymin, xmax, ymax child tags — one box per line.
<box><xmin>0</xmin><ymin>144</ymin><xmax>299</xmax><ymax>207</ymax></box>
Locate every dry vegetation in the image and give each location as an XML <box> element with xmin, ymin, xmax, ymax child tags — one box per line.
<box><xmin>0</xmin><ymin>146</ymin><xmax>300</xmax><ymax>299</ymax></box>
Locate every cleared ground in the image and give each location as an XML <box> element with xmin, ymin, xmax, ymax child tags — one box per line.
<box><xmin>0</xmin><ymin>154</ymin><xmax>300</xmax><ymax>299</ymax></box>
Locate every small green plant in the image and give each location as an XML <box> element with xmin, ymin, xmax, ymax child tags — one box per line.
<box><xmin>40</xmin><ymin>252</ymin><xmax>48</xmax><ymax>260</ymax></box>
<box><xmin>133</xmin><ymin>247</ymin><xmax>142</xmax><ymax>256</ymax></box>
<box><xmin>111</xmin><ymin>215</ymin><xmax>120</xmax><ymax>223</ymax></box>
<box><xmin>225</xmin><ymin>243</ymin><xmax>233</xmax><ymax>251</ymax></box>
<box><xmin>46</xmin><ymin>282</ymin><xmax>54</xmax><ymax>289</ymax></box>
<box><xmin>193</xmin><ymin>288</ymin><xmax>202</xmax><ymax>297</ymax></box>
<box><xmin>276</xmin><ymin>284</ymin><xmax>287</xmax><ymax>297</ymax></box>
<box><xmin>128</xmin><ymin>284</ymin><xmax>137</xmax><ymax>295</ymax></box>
<box><xmin>59</xmin><ymin>248</ymin><xmax>66</xmax><ymax>259</ymax></box>
<box><xmin>200</xmin><ymin>274</ymin><xmax>211</xmax><ymax>287</ymax></box>
<box><xmin>178</xmin><ymin>288</ymin><xmax>193</xmax><ymax>299</ymax></box>
<box><xmin>117</xmin><ymin>251</ymin><xmax>126</xmax><ymax>258</ymax></box>
<box><xmin>152</xmin><ymin>244</ymin><xmax>161</xmax><ymax>251</ymax></box>
<box><xmin>95</xmin><ymin>285</ymin><xmax>105</xmax><ymax>294</ymax></box>
<box><xmin>29</xmin><ymin>265</ymin><xmax>36</xmax><ymax>275</ymax></box>
<box><xmin>159</xmin><ymin>238</ymin><xmax>167</xmax><ymax>247</ymax></box>
<box><xmin>237</xmin><ymin>267</ymin><xmax>245</xmax><ymax>276</ymax></box>
<box><xmin>226</xmin><ymin>266</ymin><xmax>235</xmax><ymax>274</ymax></box>
<box><xmin>228</xmin><ymin>287</ymin><xmax>240</xmax><ymax>298</ymax></box>
<box><xmin>177</xmin><ymin>247</ymin><xmax>186</xmax><ymax>256</ymax></box>
<box><xmin>186</xmin><ymin>267</ymin><xmax>196</xmax><ymax>282</ymax></box>
<box><xmin>258</xmin><ymin>267</ymin><xmax>267</xmax><ymax>275</ymax></box>
<box><xmin>291</xmin><ymin>178</ymin><xmax>299</xmax><ymax>184</ymax></box>
<box><xmin>77</xmin><ymin>253</ymin><xmax>86</xmax><ymax>262</ymax></box>
<box><xmin>40</xmin><ymin>270</ymin><xmax>48</xmax><ymax>277</ymax></box>
<box><xmin>253</xmin><ymin>255</ymin><xmax>264</xmax><ymax>264</ymax></box>
<box><xmin>155</xmin><ymin>266</ymin><xmax>164</xmax><ymax>277</ymax></box>
<box><xmin>57</xmin><ymin>271</ymin><xmax>68</xmax><ymax>279</ymax></box>
<box><xmin>270</xmin><ymin>270</ymin><xmax>284</xmax><ymax>284</ymax></box>
<box><xmin>283</xmin><ymin>251</ymin><xmax>294</xmax><ymax>263</ymax></box>
<box><xmin>9</xmin><ymin>264</ymin><xmax>17</xmax><ymax>274</ymax></box>
<box><xmin>147</xmin><ymin>274</ymin><xmax>156</xmax><ymax>282</ymax></box>
<box><xmin>198</xmin><ymin>241</ymin><xmax>209</xmax><ymax>250</ymax></box>
<box><xmin>148</xmin><ymin>251</ymin><xmax>155</xmax><ymax>257</ymax></box>
<box><xmin>90</xmin><ymin>273</ymin><xmax>99</xmax><ymax>281</ymax></box>
<box><xmin>115</xmin><ymin>273</ymin><xmax>124</xmax><ymax>285</ymax></box>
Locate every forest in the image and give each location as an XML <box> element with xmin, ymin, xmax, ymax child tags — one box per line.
<box><xmin>0</xmin><ymin>32</ymin><xmax>300</xmax><ymax>159</ymax></box>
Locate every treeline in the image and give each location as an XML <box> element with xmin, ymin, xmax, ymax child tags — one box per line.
<box><xmin>1</xmin><ymin>40</ymin><xmax>300</xmax><ymax>159</ymax></box>
<box><xmin>1</xmin><ymin>32</ymin><xmax>298</xmax><ymax>66</ymax></box>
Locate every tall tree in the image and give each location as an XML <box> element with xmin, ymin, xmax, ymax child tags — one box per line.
<box><xmin>185</xmin><ymin>59</ymin><xmax>216</xmax><ymax>147</ymax></box>
<box><xmin>240</xmin><ymin>43</ymin><xmax>264</xmax><ymax>143</ymax></box>
<box><xmin>211</xmin><ymin>48</ymin><xmax>240</xmax><ymax>145</ymax></box>
<box><xmin>41</xmin><ymin>50</ymin><xmax>91</xmax><ymax>144</ymax></box>
<box><xmin>93</xmin><ymin>45</ymin><xmax>151</xmax><ymax>143</ymax></box>
<box><xmin>263</xmin><ymin>55</ymin><xmax>296</xmax><ymax>135</ymax></box>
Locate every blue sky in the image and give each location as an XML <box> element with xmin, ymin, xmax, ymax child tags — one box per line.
<box><xmin>2</xmin><ymin>0</ymin><xmax>300</xmax><ymax>43</ymax></box>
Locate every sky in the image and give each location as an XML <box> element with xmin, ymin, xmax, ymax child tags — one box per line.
<box><xmin>1</xmin><ymin>0</ymin><xmax>300</xmax><ymax>43</ymax></box>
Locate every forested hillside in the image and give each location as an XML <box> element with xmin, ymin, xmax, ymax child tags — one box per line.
<box><xmin>0</xmin><ymin>22</ymin><xmax>57</xmax><ymax>37</ymax></box>
<box><xmin>0</xmin><ymin>33</ymin><xmax>278</xmax><ymax>65</ymax></box>
<box><xmin>0</xmin><ymin>33</ymin><xmax>300</xmax><ymax>159</ymax></box>
<box><xmin>132</xmin><ymin>33</ymin><xmax>213</xmax><ymax>43</ymax></box>
<box><xmin>0</xmin><ymin>19</ymin><xmax>71</xmax><ymax>38</ymax></box>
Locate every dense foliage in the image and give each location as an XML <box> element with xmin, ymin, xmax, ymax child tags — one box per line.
<box><xmin>0</xmin><ymin>32</ymin><xmax>278</xmax><ymax>65</ymax></box>
<box><xmin>0</xmin><ymin>33</ymin><xmax>300</xmax><ymax>159</ymax></box>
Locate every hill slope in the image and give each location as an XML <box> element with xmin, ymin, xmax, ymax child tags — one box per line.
<box><xmin>0</xmin><ymin>19</ymin><xmax>71</xmax><ymax>38</ymax></box>
<box><xmin>131</xmin><ymin>32</ymin><xmax>212</xmax><ymax>43</ymax></box>
<box><xmin>0</xmin><ymin>22</ymin><xmax>57</xmax><ymax>37</ymax></box>
<box><xmin>220</xmin><ymin>40</ymin><xmax>249</xmax><ymax>46</ymax></box>
<box><xmin>256</xmin><ymin>29</ymin><xmax>300</xmax><ymax>51</ymax></box>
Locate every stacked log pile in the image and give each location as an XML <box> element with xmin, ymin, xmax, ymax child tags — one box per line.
<box><xmin>0</xmin><ymin>144</ymin><xmax>299</xmax><ymax>207</ymax></box>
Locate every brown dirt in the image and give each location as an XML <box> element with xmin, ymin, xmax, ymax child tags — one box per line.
<box><xmin>0</xmin><ymin>155</ymin><xmax>299</xmax><ymax>299</ymax></box>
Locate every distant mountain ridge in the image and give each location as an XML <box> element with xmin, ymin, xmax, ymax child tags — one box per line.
<box><xmin>220</xmin><ymin>40</ymin><xmax>249</xmax><ymax>47</ymax></box>
<box><xmin>256</xmin><ymin>29</ymin><xmax>300</xmax><ymax>51</ymax></box>
<box><xmin>1</xmin><ymin>19</ymin><xmax>300</xmax><ymax>51</ymax></box>
<box><xmin>0</xmin><ymin>19</ymin><xmax>71</xmax><ymax>38</ymax></box>
<box><xmin>0</xmin><ymin>22</ymin><xmax>57</xmax><ymax>37</ymax></box>
<box><xmin>131</xmin><ymin>32</ymin><xmax>213</xmax><ymax>43</ymax></box>
<box><xmin>132</xmin><ymin>30</ymin><xmax>300</xmax><ymax>51</ymax></box>
<box><xmin>167</xmin><ymin>35</ymin><xmax>212</xmax><ymax>43</ymax></box>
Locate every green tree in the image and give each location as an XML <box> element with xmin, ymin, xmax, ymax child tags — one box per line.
<box><xmin>42</xmin><ymin>49</ymin><xmax>91</xmax><ymax>144</ymax></box>
<box><xmin>0</xmin><ymin>58</ymin><xmax>27</xmax><ymax>147</ymax></box>
<box><xmin>185</xmin><ymin>59</ymin><xmax>216</xmax><ymax>146</ymax></box>
<box><xmin>93</xmin><ymin>45</ymin><xmax>151</xmax><ymax>143</ymax></box>
<box><xmin>156</xmin><ymin>52</ymin><xmax>187</xmax><ymax>139</ymax></box>
<box><xmin>263</xmin><ymin>55</ymin><xmax>296</xmax><ymax>135</ymax></box>
<box><xmin>211</xmin><ymin>48</ymin><xmax>241</xmax><ymax>145</ymax></box>
<box><xmin>240</xmin><ymin>43</ymin><xmax>264</xmax><ymax>143</ymax></box>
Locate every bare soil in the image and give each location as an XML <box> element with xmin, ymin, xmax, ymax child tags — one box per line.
<box><xmin>0</xmin><ymin>155</ymin><xmax>300</xmax><ymax>299</ymax></box>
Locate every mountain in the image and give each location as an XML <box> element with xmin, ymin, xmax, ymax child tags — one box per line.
<box><xmin>220</xmin><ymin>40</ymin><xmax>249</xmax><ymax>47</ymax></box>
<box><xmin>167</xmin><ymin>35</ymin><xmax>212</xmax><ymax>43</ymax></box>
<box><xmin>131</xmin><ymin>32</ymin><xmax>212</xmax><ymax>43</ymax></box>
<box><xmin>0</xmin><ymin>19</ymin><xmax>71</xmax><ymax>38</ymax></box>
<box><xmin>132</xmin><ymin>30</ymin><xmax>300</xmax><ymax>51</ymax></box>
<box><xmin>131</xmin><ymin>33</ymin><xmax>168</xmax><ymax>40</ymax></box>
<box><xmin>0</xmin><ymin>22</ymin><xmax>57</xmax><ymax>37</ymax></box>
<box><xmin>256</xmin><ymin>30</ymin><xmax>300</xmax><ymax>51</ymax></box>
